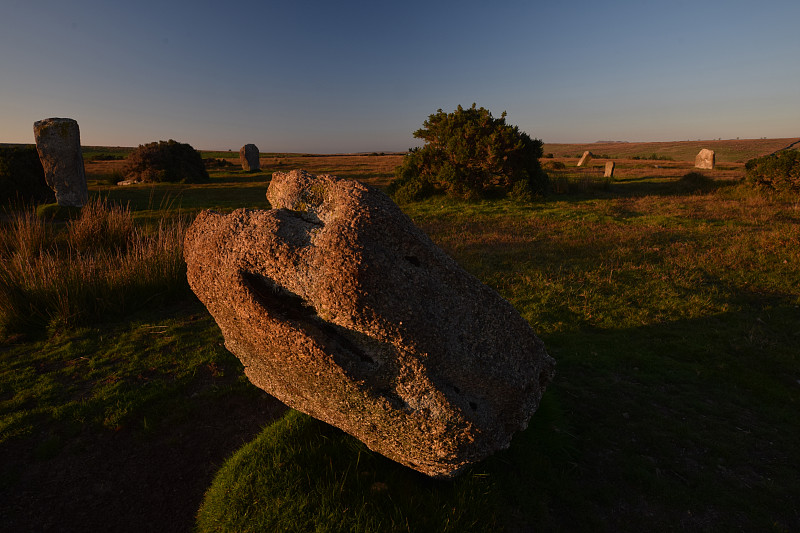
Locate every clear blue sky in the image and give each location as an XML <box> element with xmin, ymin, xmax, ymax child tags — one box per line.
<box><xmin>2</xmin><ymin>0</ymin><xmax>798</xmax><ymax>152</ymax></box>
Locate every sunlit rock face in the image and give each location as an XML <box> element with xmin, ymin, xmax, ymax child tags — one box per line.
<box><xmin>695</xmin><ymin>148</ymin><xmax>715</xmax><ymax>170</ymax></box>
<box><xmin>33</xmin><ymin>117</ymin><xmax>87</xmax><ymax>207</ymax></box>
<box><xmin>184</xmin><ymin>169</ymin><xmax>556</xmax><ymax>478</ymax></box>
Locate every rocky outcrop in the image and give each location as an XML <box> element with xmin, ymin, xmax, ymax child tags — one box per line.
<box><xmin>184</xmin><ymin>170</ymin><xmax>555</xmax><ymax>478</ymax></box>
<box><xmin>33</xmin><ymin>118</ymin><xmax>87</xmax><ymax>207</ymax></box>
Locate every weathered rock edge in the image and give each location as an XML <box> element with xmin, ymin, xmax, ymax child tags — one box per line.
<box><xmin>184</xmin><ymin>169</ymin><xmax>556</xmax><ymax>478</ymax></box>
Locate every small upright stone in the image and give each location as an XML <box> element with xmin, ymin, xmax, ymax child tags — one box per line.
<box><xmin>240</xmin><ymin>144</ymin><xmax>260</xmax><ymax>171</ymax></box>
<box><xmin>33</xmin><ymin>118</ymin><xmax>87</xmax><ymax>207</ymax></box>
<box><xmin>604</xmin><ymin>161</ymin><xmax>615</xmax><ymax>178</ymax></box>
<box><xmin>695</xmin><ymin>149</ymin><xmax>715</xmax><ymax>170</ymax></box>
<box><xmin>577</xmin><ymin>151</ymin><xmax>592</xmax><ymax>167</ymax></box>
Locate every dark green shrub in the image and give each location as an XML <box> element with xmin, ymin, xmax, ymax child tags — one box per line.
<box><xmin>388</xmin><ymin>104</ymin><xmax>548</xmax><ymax>201</ymax></box>
<box><xmin>0</xmin><ymin>145</ymin><xmax>54</xmax><ymax>205</ymax></box>
<box><xmin>124</xmin><ymin>140</ymin><xmax>209</xmax><ymax>183</ymax></box>
<box><xmin>745</xmin><ymin>150</ymin><xmax>800</xmax><ymax>193</ymax></box>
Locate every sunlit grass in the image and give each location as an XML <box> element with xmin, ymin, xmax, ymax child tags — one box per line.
<box><xmin>2</xmin><ymin>150</ymin><xmax>799</xmax><ymax>531</ymax></box>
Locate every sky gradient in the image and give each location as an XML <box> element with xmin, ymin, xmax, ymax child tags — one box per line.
<box><xmin>2</xmin><ymin>0</ymin><xmax>799</xmax><ymax>153</ymax></box>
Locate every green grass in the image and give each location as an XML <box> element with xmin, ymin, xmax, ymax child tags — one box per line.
<box><xmin>198</xmin><ymin>396</ymin><xmax>577</xmax><ymax>533</ymax></box>
<box><xmin>2</xmin><ymin>153</ymin><xmax>799</xmax><ymax>531</ymax></box>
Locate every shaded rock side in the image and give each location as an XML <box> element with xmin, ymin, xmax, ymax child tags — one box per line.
<box><xmin>184</xmin><ymin>169</ymin><xmax>556</xmax><ymax>478</ymax></box>
<box><xmin>239</xmin><ymin>144</ymin><xmax>260</xmax><ymax>171</ymax></box>
<box><xmin>33</xmin><ymin>118</ymin><xmax>88</xmax><ymax>207</ymax></box>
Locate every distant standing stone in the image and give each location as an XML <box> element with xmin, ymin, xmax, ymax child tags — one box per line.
<box><xmin>604</xmin><ymin>161</ymin><xmax>615</xmax><ymax>178</ymax></box>
<box><xmin>695</xmin><ymin>149</ymin><xmax>715</xmax><ymax>170</ymax></box>
<box><xmin>240</xmin><ymin>144</ymin><xmax>260</xmax><ymax>171</ymax></box>
<box><xmin>33</xmin><ymin>118</ymin><xmax>87</xmax><ymax>207</ymax></box>
<box><xmin>577</xmin><ymin>151</ymin><xmax>592</xmax><ymax>167</ymax></box>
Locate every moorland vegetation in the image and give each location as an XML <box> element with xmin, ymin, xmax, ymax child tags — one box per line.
<box><xmin>1</xmin><ymin>140</ymin><xmax>798</xmax><ymax>532</ymax></box>
<box><xmin>123</xmin><ymin>139</ymin><xmax>209</xmax><ymax>184</ymax></box>
<box><xmin>389</xmin><ymin>104</ymin><xmax>549</xmax><ymax>202</ymax></box>
<box><xmin>745</xmin><ymin>148</ymin><xmax>800</xmax><ymax>193</ymax></box>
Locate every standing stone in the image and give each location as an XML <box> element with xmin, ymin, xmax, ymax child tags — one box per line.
<box><xmin>695</xmin><ymin>149</ymin><xmax>715</xmax><ymax>170</ymax></box>
<box><xmin>33</xmin><ymin>118</ymin><xmax>87</xmax><ymax>207</ymax></box>
<box><xmin>577</xmin><ymin>151</ymin><xmax>592</xmax><ymax>167</ymax></box>
<box><xmin>240</xmin><ymin>144</ymin><xmax>260</xmax><ymax>171</ymax></box>
<box><xmin>184</xmin><ymin>170</ymin><xmax>556</xmax><ymax>479</ymax></box>
<box><xmin>604</xmin><ymin>161</ymin><xmax>615</xmax><ymax>178</ymax></box>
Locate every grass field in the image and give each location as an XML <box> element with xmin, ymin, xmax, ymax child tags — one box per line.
<box><xmin>1</xmin><ymin>140</ymin><xmax>799</xmax><ymax>531</ymax></box>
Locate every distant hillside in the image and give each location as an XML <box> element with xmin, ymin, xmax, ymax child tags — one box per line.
<box><xmin>542</xmin><ymin>138</ymin><xmax>799</xmax><ymax>163</ymax></box>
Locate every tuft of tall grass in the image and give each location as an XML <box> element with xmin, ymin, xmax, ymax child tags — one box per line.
<box><xmin>0</xmin><ymin>198</ymin><xmax>190</xmax><ymax>338</ymax></box>
<box><xmin>66</xmin><ymin>197</ymin><xmax>135</xmax><ymax>251</ymax></box>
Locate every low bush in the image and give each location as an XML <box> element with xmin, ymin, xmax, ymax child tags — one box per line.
<box><xmin>388</xmin><ymin>104</ymin><xmax>548</xmax><ymax>201</ymax></box>
<box><xmin>630</xmin><ymin>153</ymin><xmax>673</xmax><ymax>161</ymax></box>
<box><xmin>124</xmin><ymin>140</ymin><xmax>209</xmax><ymax>183</ymax></box>
<box><xmin>204</xmin><ymin>158</ymin><xmax>234</xmax><ymax>169</ymax></box>
<box><xmin>0</xmin><ymin>145</ymin><xmax>54</xmax><ymax>205</ymax></box>
<box><xmin>745</xmin><ymin>149</ymin><xmax>800</xmax><ymax>193</ymax></box>
<box><xmin>542</xmin><ymin>161</ymin><xmax>566</xmax><ymax>170</ymax></box>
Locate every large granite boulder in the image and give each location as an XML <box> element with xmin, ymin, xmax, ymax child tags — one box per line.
<box><xmin>33</xmin><ymin>118</ymin><xmax>87</xmax><ymax>207</ymax></box>
<box><xmin>240</xmin><ymin>144</ymin><xmax>260</xmax><ymax>171</ymax></box>
<box><xmin>184</xmin><ymin>170</ymin><xmax>555</xmax><ymax>478</ymax></box>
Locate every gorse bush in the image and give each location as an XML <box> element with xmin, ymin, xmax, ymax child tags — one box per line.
<box><xmin>0</xmin><ymin>145</ymin><xmax>54</xmax><ymax>205</ymax></box>
<box><xmin>388</xmin><ymin>104</ymin><xmax>548</xmax><ymax>201</ymax></box>
<box><xmin>745</xmin><ymin>149</ymin><xmax>800</xmax><ymax>193</ymax></box>
<box><xmin>0</xmin><ymin>198</ymin><xmax>190</xmax><ymax>338</ymax></box>
<box><xmin>124</xmin><ymin>139</ymin><xmax>209</xmax><ymax>184</ymax></box>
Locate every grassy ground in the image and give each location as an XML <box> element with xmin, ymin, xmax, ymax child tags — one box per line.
<box><xmin>543</xmin><ymin>137</ymin><xmax>798</xmax><ymax>163</ymax></box>
<box><xmin>2</xmin><ymin>143</ymin><xmax>799</xmax><ymax>531</ymax></box>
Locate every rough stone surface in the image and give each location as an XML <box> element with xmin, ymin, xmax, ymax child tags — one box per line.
<box><xmin>240</xmin><ymin>144</ymin><xmax>260</xmax><ymax>171</ymax></box>
<box><xmin>695</xmin><ymin>149</ymin><xmax>715</xmax><ymax>170</ymax></box>
<box><xmin>577</xmin><ymin>150</ymin><xmax>592</xmax><ymax>167</ymax></box>
<box><xmin>184</xmin><ymin>169</ymin><xmax>556</xmax><ymax>479</ymax></box>
<box><xmin>604</xmin><ymin>161</ymin><xmax>615</xmax><ymax>178</ymax></box>
<box><xmin>33</xmin><ymin>118</ymin><xmax>87</xmax><ymax>207</ymax></box>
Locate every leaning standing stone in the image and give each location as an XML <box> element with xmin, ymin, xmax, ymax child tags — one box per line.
<box><xmin>604</xmin><ymin>161</ymin><xmax>615</xmax><ymax>178</ymax></box>
<box><xmin>695</xmin><ymin>149</ymin><xmax>715</xmax><ymax>170</ymax></box>
<box><xmin>184</xmin><ymin>170</ymin><xmax>556</xmax><ymax>479</ymax></box>
<box><xmin>577</xmin><ymin>150</ymin><xmax>592</xmax><ymax>167</ymax></box>
<box><xmin>33</xmin><ymin>118</ymin><xmax>88</xmax><ymax>207</ymax></box>
<box><xmin>240</xmin><ymin>144</ymin><xmax>260</xmax><ymax>171</ymax></box>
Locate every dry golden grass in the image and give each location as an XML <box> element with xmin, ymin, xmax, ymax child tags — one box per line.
<box><xmin>544</xmin><ymin>137</ymin><xmax>798</xmax><ymax>163</ymax></box>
